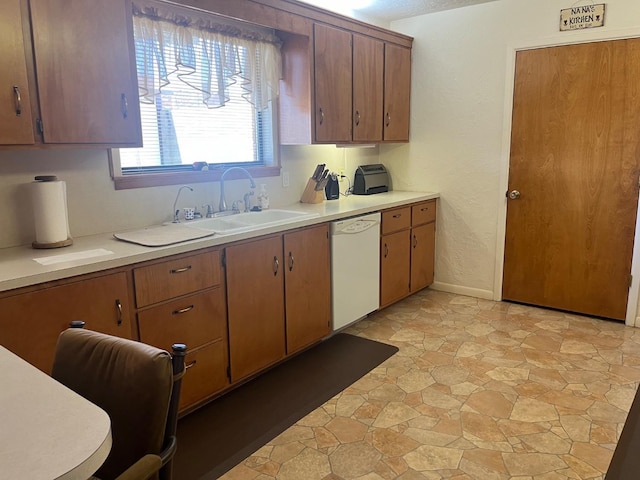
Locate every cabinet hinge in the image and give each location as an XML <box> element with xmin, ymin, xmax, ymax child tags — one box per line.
<box><xmin>36</xmin><ymin>118</ymin><xmax>44</xmax><ymax>135</ymax></box>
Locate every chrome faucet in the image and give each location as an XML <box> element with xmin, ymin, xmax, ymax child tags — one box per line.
<box><xmin>219</xmin><ymin>167</ymin><xmax>256</xmax><ymax>212</ymax></box>
<box><xmin>172</xmin><ymin>185</ymin><xmax>194</xmax><ymax>223</ymax></box>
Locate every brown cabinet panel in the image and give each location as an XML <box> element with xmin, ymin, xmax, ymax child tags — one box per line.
<box><xmin>138</xmin><ymin>287</ymin><xmax>226</xmax><ymax>351</ymax></box>
<box><xmin>353</xmin><ymin>34</ymin><xmax>384</xmax><ymax>142</ymax></box>
<box><xmin>180</xmin><ymin>341</ymin><xmax>229</xmax><ymax>411</ymax></box>
<box><xmin>380</xmin><ymin>229</ymin><xmax>411</xmax><ymax>307</ymax></box>
<box><xmin>226</xmin><ymin>236</ymin><xmax>286</xmax><ymax>382</ymax></box>
<box><xmin>381</xmin><ymin>206</ymin><xmax>411</xmax><ymax>234</ymax></box>
<box><xmin>411</xmin><ymin>222</ymin><xmax>435</xmax><ymax>292</ymax></box>
<box><xmin>284</xmin><ymin>224</ymin><xmax>331</xmax><ymax>354</ymax></box>
<box><xmin>0</xmin><ymin>0</ymin><xmax>35</xmax><ymax>145</ymax></box>
<box><xmin>384</xmin><ymin>44</ymin><xmax>411</xmax><ymax>141</ymax></box>
<box><xmin>0</xmin><ymin>272</ymin><xmax>133</xmax><ymax>373</ymax></box>
<box><xmin>411</xmin><ymin>200</ymin><xmax>437</xmax><ymax>226</ymax></box>
<box><xmin>134</xmin><ymin>251</ymin><xmax>221</xmax><ymax>307</ymax></box>
<box><xmin>314</xmin><ymin>23</ymin><xmax>352</xmax><ymax>143</ymax></box>
<box><xmin>29</xmin><ymin>0</ymin><xmax>141</xmax><ymax>145</ymax></box>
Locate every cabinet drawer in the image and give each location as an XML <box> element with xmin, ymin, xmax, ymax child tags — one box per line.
<box><xmin>412</xmin><ymin>200</ymin><xmax>436</xmax><ymax>226</ymax></box>
<box><xmin>180</xmin><ymin>341</ymin><xmax>229</xmax><ymax>411</ymax></box>
<box><xmin>381</xmin><ymin>207</ymin><xmax>411</xmax><ymax>234</ymax></box>
<box><xmin>138</xmin><ymin>287</ymin><xmax>226</xmax><ymax>351</ymax></box>
<box><xmin>134</xmin><ymin>251</ymin><xmax>221</xmax><ymax>307</ymax></box>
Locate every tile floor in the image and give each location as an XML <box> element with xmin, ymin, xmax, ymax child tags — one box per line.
<box><xmin>221</xmin><ymin>289</ymin><xmax>640</xmax><ymax>480</ymax></box>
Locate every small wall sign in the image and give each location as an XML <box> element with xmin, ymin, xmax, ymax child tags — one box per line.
<box><xmin>560</xmin><ymin>4</ymin><xmax>605</xmax><ymax>31</ymax></box>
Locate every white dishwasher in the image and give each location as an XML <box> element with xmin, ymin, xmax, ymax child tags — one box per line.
<box><xmin>331</xmin><ymin>212</ymin><xmax>381</xmax><ymax>331</ymax></box>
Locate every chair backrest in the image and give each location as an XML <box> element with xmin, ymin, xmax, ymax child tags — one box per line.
<box><xmin>52</xmin><ymin>328</ymin><xmax>185</xmax><ymax>480</ymax></box>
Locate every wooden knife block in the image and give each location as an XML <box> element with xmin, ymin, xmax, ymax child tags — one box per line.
<box><xmin>300</xmin><ymin>178</ymin><xmax>325</xmax><ymax>204</ymax></box>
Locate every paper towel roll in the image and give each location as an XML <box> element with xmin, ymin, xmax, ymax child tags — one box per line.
<box><xmin>31</xmin><ymin>176</ymin><xmax>72</xmax><ymax>248</ymax></box>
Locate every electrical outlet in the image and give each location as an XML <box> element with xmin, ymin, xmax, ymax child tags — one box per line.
<box><xmin>338</xmin><ymin>168</ymin><xmax>345</xmax><ymax>182</ymax></box>
<box><xmin>282</xmin><ymin>171</ymin><xmax>290</xmax><ymax>187</ymax></box>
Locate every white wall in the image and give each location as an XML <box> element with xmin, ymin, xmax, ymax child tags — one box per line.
<box><xmin>0</xmin><ymin>146</ymin><xmax>378</xmax><ymax>249</ymax></box>
<box><xmin>382</xmin><ymin>0</ymin><xmax>640</xmax><ymax>301</ymax></box>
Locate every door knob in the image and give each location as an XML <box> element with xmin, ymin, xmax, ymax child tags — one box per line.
<box><xmin>508</xmin><ymin>190</ymin><xmax>521</xmax><ymax>200</ymax></box>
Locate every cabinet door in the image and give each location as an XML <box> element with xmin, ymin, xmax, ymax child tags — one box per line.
<box><xmin>226</xmin><ymin>236</ymin><xmax>286</xmax><ymax>382</ymax></box>
<box><xmin>29</xmin><ymin>0</ymin><xmax>141</xmax><ymax>145</ymax></box>
<box><xmin>314</xmin><ymin>23</ymin><xmax>352</xmax><ymax>143</ymax></box>
<box><xmin>284</xmin><ymin>224</ymin><xmax>331</xmax><ymax>354</ymax></box>
<box><xmin>383</xmin><ymin>44</ymin><xmax>411</xmax><ymax>142</ymax></box>
<box><xmin>380</xmin><ymin>230</ymin><xmax>411</xmax><ymax>307</ymax></box>
<box><xmin>0</xmin><ymin>0</ymin><xmax>35</xmax><ymax>144</ymax></box>
<box><xmin>0</xmin><ymin>272</ymin><xmax>133</xmax><ymax>373</ymax></box>
<box><xmin>411</xmin><ymin>222</ymin><xmax>435</xmax><ymax>292</ymax></box>
<box><xmin>353</xmin><ymin>34</ymin><xmax>384</xmax><ymax>142</ymax></box>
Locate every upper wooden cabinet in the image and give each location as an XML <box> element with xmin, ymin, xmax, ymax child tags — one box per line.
<box><xmin>314</xmin><ymin>24</ymin><xmax>353</xmax><ymax>143</ymax></box>
<box><xmin>0</xmin><ymin>0</ymin><xmax>142</xmax><ymax>147</ymax></box>
<box><xmin>384</xmin><ymin>44</ymin><xmax>412</xmax><ymax>142</ymax></box>
<box><xmin>312</xmin><ymin>23</ymin><xmax>411</xmax><ymax>144</ymax></box>
<box><xmin>0</xmin><ymin>0</ymin><xmax>35</xmax><ymax>145</ymax></box>
<box><xmin>353</xmin><ymin>34</ymin><xmax>384</xmax><ymax>143</ymax></box>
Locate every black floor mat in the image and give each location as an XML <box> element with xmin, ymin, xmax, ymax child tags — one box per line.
<box><xmin>174</xmin><ymin>333</ymin><xmax>398</xmax><ymax>479</ymax></box>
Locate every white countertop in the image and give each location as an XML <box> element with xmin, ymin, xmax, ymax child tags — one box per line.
<box><xmin>0</xmin><ymin>191</ymin><xmax>438</xmax><ymax>293</ymax></box>
<box><xmin>0</xmin><ymin>346</ymin><xmax>112</xmax><ymax>479</ymax></box>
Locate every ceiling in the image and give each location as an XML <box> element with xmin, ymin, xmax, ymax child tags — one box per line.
<box><xmin>299</xmin><ymin>0</ymin><xmax>500</xmax><ymax>23</ymax></box>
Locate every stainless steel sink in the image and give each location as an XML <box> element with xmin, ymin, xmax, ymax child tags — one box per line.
<box><xmin>183</xmin><ymin>209</ymin><xmax>319</xmax><ymax>234</ymax></box>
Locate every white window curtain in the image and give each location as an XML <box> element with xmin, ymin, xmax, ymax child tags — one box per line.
<box><xmin>132</xmin><ymin>2</ymin><xmax>282</xmax><ymax>111</ymax></box>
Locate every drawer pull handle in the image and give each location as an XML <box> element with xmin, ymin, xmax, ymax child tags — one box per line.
<box><xmin>413</xmin><ymin>234</ymin><xmax>418</xmax><ymax>249</ymax></box>
<box><xmin>319</xmin><ymin>108</ymin><xmax>324</xmax><ymax>125</ymax></box>
<box><xmin>115</xmin><ymin>299</ymin><xmax>123</xmax><ymax>326</ymax></box>
<box><xmin>384</xmin><ymin>243</ymin><xmax>389</xmax><ymax>258</ymax></box>
<box><xmin>170</xmin><ymin>266</ymin><xmax>192</xmax><ymax>274</ymax></box>
<box><xmin>421</xmin><ymin>207</ymin><xmax>430</xmax><ymax>212</ymax></box>
<box><xmin>13</xmin><ymin>86</ymin><xmax>22</xmax><ymax>116</ymax></box>
<box><xmin>121</xmin><ymin>93</ymin><xmax>128</xmax><ymax>119</ymax></box>
<box><xmin>172</xmin><ymin>305</ymin><xmax>194</xmax><ymax>315</ymax></box>
<box><xmin>273</xmin><ymin>256</ymin><xmax>279</xmax><ymax>276</ymax></box>
<box><xmin>186</xmin><ymin>360</ymin><xmax>197</xmax><ymax>370</ymax></box>
<box><xmin>288</xmin><ymin>251</ymin><xmax>294</xmax><ymax>271</ymax></box>
<box><xmin>392</xmin><ymin>213</ymin><xmax>402</xmax><ymax>218</ymax></box>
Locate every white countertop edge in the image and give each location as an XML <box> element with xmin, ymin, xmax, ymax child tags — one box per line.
<box><xmin>0</xmin><ymin>191</ymin><xmax>439</xmax><ymax>293</ymax></box>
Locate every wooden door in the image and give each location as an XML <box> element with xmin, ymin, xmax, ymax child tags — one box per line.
<box><xmin>29</xmin><ymin>0</ymin><xmax>141</xmax><ymax>145</ymax></box>
<box><xmin>383</xmin><ymin>44</ymin><xmax>411</xmax><ymax>141</ymax></box>
<box><xmin>0</xmin><ymin>272</ymin><xmax>133</xmax><ymax>373</ymax></box>
<box><xmin>503</xmin><ymin>39</ymin><xmax>640</xmax><ymax>320</ymax></box>
<box><xmin>226</xmin><ymin>236</ymin><xmax>286</xmax><ymax>382</ymax></box>
<box><xmin>380</xmin><ymin>230</ymin><xmax>411</xmax><ymax>307</ymax></box>
<box><xmin>353</xmin><ymin>34</ymin><xmax>384</xmax><ymax>142</ymax></box>
<box><xmin>0</xmin><ymin>0</ymin><xmax>35</xmax><ymax>145</ymax></box>
<box><xmin>314</xmin><ymin>23</ymin><xmax>352</xmax><ymax>143</ymax></box>
<box><xmin>284</xmin><ymin>224</ymin><xmax>331</xmax><ymax>355</ymax></box>
<box><xmin>411</xmin><ymin>222</ymin><xmax>436</xmax><ymax>292</ymax></box>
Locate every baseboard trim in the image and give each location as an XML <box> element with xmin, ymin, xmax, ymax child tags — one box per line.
<box><xmin>430</xmin><ymin>282</ymin><xmax>494</xmax><ymax>301</ymax></box>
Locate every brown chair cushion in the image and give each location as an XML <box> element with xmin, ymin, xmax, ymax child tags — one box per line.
<box><xmin>52</xmin><ymin>329</ymin><xmax>173</xmax><ymax>480</ymax></box>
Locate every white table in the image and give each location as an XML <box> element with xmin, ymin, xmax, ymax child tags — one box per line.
<box><xmin>0</xmin><ymin>346</ymin><xmax>112</xmax><ymax>479</ymax></box>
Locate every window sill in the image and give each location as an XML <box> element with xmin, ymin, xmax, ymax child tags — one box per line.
<box><xmin>112</xmin><ymin>166</ymin><xmax>281</xmax><ymax>190</ymax></box>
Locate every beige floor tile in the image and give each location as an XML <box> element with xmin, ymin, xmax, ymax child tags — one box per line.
<box><xmin>225</xmin><ymin>290</ymin><xmax>640</xmax><ymax>479</ymax></box>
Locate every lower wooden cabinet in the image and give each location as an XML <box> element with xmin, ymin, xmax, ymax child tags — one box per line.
<box><xmin>380</xmin><ymin>200</ymin><xmax>436</xmax><ymax>308</ymax></box>
<box><xmin>381</xmin><ymin>229</ymin><xmax>411</xmax><ymax>307</ymax></box>
<box><xmin>226</xmin><ymin>235</ymin><xmax>286</xmax><ymax>382</ymax></box>
<box><xmin>136</xmin><ymin>249</ymin><xmax>229</xmax><ymax>412</ymax></box>
<box><xmin>0</xmin><ymin>272</ymin><xmax>133</xmax><ymax>373</ymax></box>
<box><xmin>226</xmin><ymin>224</ymin><xmax>331</xmax><ymax>382</ymax></box>
<box><xmin>284</xmin><ymin>224</ymin><xmax>331</xmax><ymax>355</ymax></box>
<box><xmin>179</xmin><ymin>340</ymin><xmax>229</xmax><ymax>411</ymax></box>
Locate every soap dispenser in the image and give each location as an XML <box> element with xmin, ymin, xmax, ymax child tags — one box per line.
<box><xmin>257</xmin><ymin>184</ymin><xmax>270</xmax><ymax>209</ymax></box>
